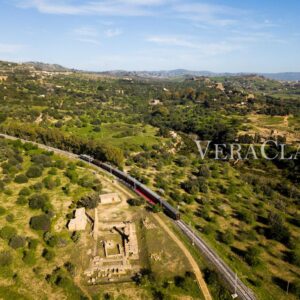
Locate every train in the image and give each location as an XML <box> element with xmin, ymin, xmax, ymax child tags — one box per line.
<box><xmin>80</xmin><ymin>154</ymin><xmax>181</xmax><ymax>220</ymax></box>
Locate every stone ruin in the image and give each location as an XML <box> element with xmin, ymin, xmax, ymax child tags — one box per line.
<box><xmin>84</xmin><ymin>207</ymin><xmax>140</xmax><ymax>284</ymax></box>
<box><xmin>67</xmin><ymin>208</ymin><xmax>88</xmax><ymax>231</ymax></box>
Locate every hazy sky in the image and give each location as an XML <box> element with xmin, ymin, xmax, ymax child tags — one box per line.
<box><xmin>0</xmin><ymin>0</ymin><xmax>299</xmax><ymax>72</ymax></box>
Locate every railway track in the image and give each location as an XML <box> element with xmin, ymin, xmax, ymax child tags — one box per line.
<box><xmin>176</xmin><ymin>220</ymin><xmax>256</xmax><ymax>300</ymax></box>
<box><xmin>0</xmin><ymin>133</ymin><xmax>256</xmax><ymax>299</ymax></box>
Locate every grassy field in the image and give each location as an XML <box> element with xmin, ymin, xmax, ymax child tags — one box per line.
<box><xmin>0</xmin><ymin>139</ymin><xmax>207</xmax><ymax>300</ymax></box>
<box><xmin>125</xmin><ymin>149</ymin><xmax>300</xmax><ymax>300</ymax></box>
<box><xmin>63</xmin><ymin>122</ymin><xmax>165</xmax><ymax>150</ymax></box>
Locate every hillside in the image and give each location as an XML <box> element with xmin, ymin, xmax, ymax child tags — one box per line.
<box><xmin>0</xmin><ymin>60</ymin><xmax>300</xmax><ymax>299</ymax></box>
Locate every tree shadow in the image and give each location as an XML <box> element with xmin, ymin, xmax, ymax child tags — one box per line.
<box><xmin>230</xmin><ymin>246</ymin><xmax>246</xmax><ymax>259</ymax></box>
<box><xmin>256</xmin><ymin>215</ymin><xmax>268</xmax><ymax>225</ymax></box>
<box><xmin>272</xmin><ymin>276</ymin><xmax>288</xmax><ymax>291</ymax></box>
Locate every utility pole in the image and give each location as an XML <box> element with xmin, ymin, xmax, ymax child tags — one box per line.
<box><xmin>286</xmin><ymin>280</ymin><xmax>290</xmax><ymax>295</ymax></box>
<box><xmin>231</xmin><ymin>272</ymin><xmax>238</xmax><ymax>299</ymax></box>
<box><xmin>231</xmin><ymin>271</ymin><xmax>247</xmax><ymax>299</ymax></box>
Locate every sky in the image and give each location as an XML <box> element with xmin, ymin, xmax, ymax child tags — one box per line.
<box><xmin>0</xmin><ymin>0</ymin><xmax>299</xmax><ymax>72</ymax></box>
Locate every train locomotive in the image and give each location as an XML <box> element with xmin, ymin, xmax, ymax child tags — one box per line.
<box><xmin>80</xmin><ymin>154</ymin><xmax>180</xmax><ymax>220</ymax></box>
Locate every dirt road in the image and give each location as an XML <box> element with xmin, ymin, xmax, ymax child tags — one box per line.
<box><xmin>153</xmin><ymin>214</ymin><xmax>212</xmax><ymax>300</ymax></box>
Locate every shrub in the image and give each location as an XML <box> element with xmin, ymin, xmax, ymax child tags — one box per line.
<box><xmin>219</xmin><ymin>229</ymin><xmax>234</xmax><ymax>245</ymax></box>
<box><xmin>245</xmin><ymin>246</ymin><xmax>261</xmax><ymax>266</ymax></box>
<box><xmin>26</xmin><ymin>166</ymin><xmax>43</xmax><ymax>178</ymax></box>
<box><xmin>0</xmin><ymin>251</ymin><xmax>13</xmax><ymax>266</ymax></box>
<box><xmin>28</xmin><ymin>194</ymin><xmax>50</xmax><ymax>211</ymax></box>
<box><xmin>152</xmin><ymin>204</ymin><xmax>161</xmax><ymax>213</ymax></box>
<box><xmin>43</xmin><ymin>176</ymin><xmax>58</xmax><ymax>190</ymax></box>
<box><xmin>71</xmin><ymin>231</ymin><xmax>80</xmax><ymax>243</ymax></box>
<box><xmin>14</xmin><ymin>174</ymin><xmax>28</xmax><ymax>184</ymax></box>
<box><xmin>0</xmin><ymin>206</ymin><xmax>6</xmax><ymax>216</ymax></box>
<box><xmin>9</xmin><ymin>235</ymin><xmax>26</xmax><ymax>249</ymax></box>
<box><xmin>182</xmin><ymin>194</ymin><xmax>194</xmax><ymax>204</ymax></box>
<box><xmin>31</xmin><ymin>154</ymin><xmax>52</xmax><ymax>167</ymax></box>
<box><xmin>78</xmin><ymin>176</ymin><xmax>95</xmax><ymax>188</ymax></box>
<box><xmin>237</xmin><ymin>209</ymin><xmax>255</xmax><ymax>224</ymax></box>
<box><xmin>16</xmin><ymin>196</ymin><xmax>27</xmax><ymax>205</ymax></box>
<box><xmin>62</xmin><ymin>184</ymin><xmax>71</xmax><ymax>195</ymax></box>
<box><xmin>4</xmin><ymin>189</ymin><xmax>13</xmax><ymax>196</ymax></box>
<box><xmin>19</xmin><ymin>187</ymin><xmax>31</xmax><ymax>196</ymax></box>
<box><xmin>30</xmin><ymin>214</ymin><xmax>51</xmax><ymax>231</ymax></box>
<box><xmin>0</xmin><ymin>226</ymin><xmax>17</xmax><ymax>240</ymax></box>
<box><xmin>267</xmin><ymin>212</ymin><xmax>291</xmax><ymax>243</ymax></box>
<box><xmin>65</xmin><ymin>169</ymin><xmax>78</xmax><ymax>183</ymax></box>
<box><xmin>28</xmin><ymin>238</ymin><xmax>39</xmax><ymax>250</ymax></box>
<box><xmin>31</xmin><ymin>182</ymin><xmax>44</xmax><ymax>191</ymax></box>
<box><xmin>203</xmin><ymin>224</ymin><xmax>215</xmax><ymax>235</ymax></box>
<box><xmin>198</xmin><ymin>165</ymin><xmax>211</xmax><ymax>178</ymax></box>
<box><xmin>48</xmin><ymin>168</ymin><xmax>57</xmax><ymax>175</ymax></box>
<box><xmin>127</xmin><ymin>197</ymin><xmax>145</xmax><ymax>206</ymax></box>
<box><xmin>54</xmin><ymin>159</ymin><xmax>66</xmax><ymax>170</ymax></box>
<box><xmin>42</xmin><ymin>248</ymin><xmax>55</xmax><ymax>261</ymax></box>
<box><xmin>22</xmin><ymin>250</ymin><xmax>36</xmax><ymax>266</ymax></box>
<box><xmin>64</xmin><ymin>262</ymin><xmax>75</xmax><ymax>276</ymax></box>
<box><xmin>45</xmin><ymin>233</ymin><xmax>59</xmax><ymax>247</ymax></box>
<box><xmin>287</xmin><ymin>244</ymin><xmax>300</xmax><ymax>267</ymax></box>
<box><xmin>78</xmin><ymin>193</ymin><xmax>99</xmax><ymax>209</ymax></box>
<box><xmin>23</xmin><ymin>142</ymin><xmax>38</xmax><ymax>151</ymax></box>
<box><xmin>6</xmin><ymin>214</ymin><xmax>14</xmax><ymax>223</ymax></box>
<box><xmin>291</xmin><ymin>280</ymin><xmax>300</xmax><ymax>298</ymax></box>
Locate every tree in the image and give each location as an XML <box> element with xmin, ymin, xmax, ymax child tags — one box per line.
<box><xmin>198</xmin><ymin>165</ymin><xmax>211</xmax><ymax>178</ymax></box>
<box><xmin>78</xmin><ymin>193</ymin><xmax>99</xmax><ymax>209</ymax></box>
<box><xmin>42</xmin><ymin>248</ymin><xmax>55</xmax><ymax>261</ymax></box>
<box><xmin>26</xmin><ymin>166</ymin><xmax>43</xmax><ymax>178</ymax></box>
<box><xmin>9</xmin><ymin>235</ymin><xmax>26</xmax><ymax>249</ymax></box>
<box><xmin>237</xmin><ymin>209</ymin><xmax>254</xmax><ymax>224</ymax></box>
<box><xmin>28</xmin><ymin>238</ymin><xmax>39</xmax><ymax>250</ymax></box>
<box><xmin>54</xmin><ymin>159</ymin><xmax>66</xmax><ymax>170</ymax></box>
<box><xmin>19</xmin><ymin>187</ymin><xmax>31</xmax><ymax>196</ymax></box>
<box><xmin>31</xmin><ymin>154</ymin><xmax>52</xmax><ymax>167</ymax></box>
<box><xmin>64</xmin><ymin>169</ymin><xmax>78</xmax><ymax>184</ymax></box>
<box><xmin>30</xmin><ymin>214</ymin><xmax>51</xmax><ymax>231</ymax></box>
<box><xmin>28</xmin><ymin>193</ymin><xmax>51</xmax><ymax>211</ymax></box>
<box><xmin>14</xmin><ymin>174</ymin><xmax>28</xmax><ymax>184</ymax></box>
<box><xmin>267</xmin><ymin>212</ymin><xmax>291</xmax><ymax>243</ymax></box>
<box><xmin>43</xmin><ymin>176</ymin><xmax>59</xmax><ymax>190</ymax></box>
<box><xmin>287</xmin><ymin>243</ymin><xmax>300</xmax><ymax>267</ymax></box>
<box><xmin>220</xmin><ymin>229</ymin><xmax>234</xmax><ymax>245</ymax></box>
<box><xmin>127</xmin><ymin>197</ymin><xmax>145</xmax><ymax>206</ymax></box>
<box><xmin>16</xmin><ymin>196</ymin><xmax>27</xmax><ymax>205</ymax></box>
<box><xmin>0</xmin><ymin>226</ymin><xmax>17</xmax><ymax>240</ymax></box>
<box><xmin>22</xmin><ymin>250</ymin><xmax>36</xmax><ymax>266</ymax></box>
<box><xmin>245</xmin><ymin>246</ymin><xmax>261</xmax><ymax>266</ymax></box>
<box><xmin>78</xmin><ymin>175</ymin><xmax>95</xmax><ymax>188</ymax></box>
<box><xmin>291</xmin><ymin>280</ymin><xmax>300</xmax><ymax>298</ymax></box>
<box><xmin>0</xmin><ymin>251</ymin><xmax>12</xmax><ymax>266</ymax></box>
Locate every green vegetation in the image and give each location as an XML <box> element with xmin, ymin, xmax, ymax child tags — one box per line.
<box><xmin>1</xmin><ymin>62</ymin><xmax>300</xmax><ymax>299</ymax></box>
<box><xmin>0</xmin><ymin>139</ymin><xmax>103</xmax><ymax>299</ymax></box>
